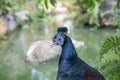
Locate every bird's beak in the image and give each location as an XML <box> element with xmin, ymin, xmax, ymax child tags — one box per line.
<box><xmin>50</xmin><ymin>43</ymin><xmax>57</xmax><ymax>48</ymax></box>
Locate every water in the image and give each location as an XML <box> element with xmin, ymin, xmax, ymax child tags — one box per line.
<box><xmin>0</xmin><ymin>26</ymin><xmax>119</xmax><ymax>80</ymax></box>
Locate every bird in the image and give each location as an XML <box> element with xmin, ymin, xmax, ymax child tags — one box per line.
<box><xmin>52</xmin><ymin>27</ymin><xmax>105</xmax><ymax>80</ymax></box>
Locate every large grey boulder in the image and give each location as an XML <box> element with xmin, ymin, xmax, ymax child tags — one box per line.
<box><xmin>25</xmin><ymin>41</ymin><xmax>61</xmax><ymax>65</ymax></box>
<box><xmin>25</xmin><ymin>40</ymin><xmax>84</xmax><ymax>65</ymax></box>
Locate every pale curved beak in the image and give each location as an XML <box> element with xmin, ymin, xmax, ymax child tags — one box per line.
<box><xmin>50</xmin><ymin>43</ymin><xmax>57</xmax><ymax>48</ymax></box>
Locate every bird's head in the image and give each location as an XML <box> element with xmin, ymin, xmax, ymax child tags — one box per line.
<box><xmin>52</xmin><ymin>27</ymin><xmax>68</xmax><ymax>46</ymax></box>
<box><xmin>52</xmin><ymin>33</ymin><xmax>66</xmax><ymax>46</ymax></box>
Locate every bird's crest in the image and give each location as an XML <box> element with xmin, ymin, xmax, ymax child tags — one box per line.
<box><xmin>57</xmin><ymin>27</ymin><xmax>68</xmax><ymax>34</ymax></box>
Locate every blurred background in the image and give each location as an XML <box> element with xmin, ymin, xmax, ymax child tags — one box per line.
<box><xmin>0</xmin><ymin>0</ymin><xmax>120</xmax><ymax>80</ymax></box>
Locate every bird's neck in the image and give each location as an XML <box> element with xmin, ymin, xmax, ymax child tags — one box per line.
<box><xmin>59</xmin><ymin>37</ymin><xmax>78</xmax><ymax>63</ymax></box>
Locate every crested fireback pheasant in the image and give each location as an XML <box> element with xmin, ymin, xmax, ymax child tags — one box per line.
<box><xmin>52</xmin><ymin>27</ymin><xmax>105</xmax><ymax>80</ymax></box>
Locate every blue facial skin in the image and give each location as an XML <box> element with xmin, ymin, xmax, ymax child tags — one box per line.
<box><xmin>52</xmin><ymin>33</ymin><xmax>65</xmax><ymax>46</ymax></box>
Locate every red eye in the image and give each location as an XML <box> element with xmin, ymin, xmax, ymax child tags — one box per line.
<box><xmin>58</xmin><ymin>38</ymin><xmax>62</xmax><ymax>41</ymax></box>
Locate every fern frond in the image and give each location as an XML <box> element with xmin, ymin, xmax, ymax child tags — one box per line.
<box><xmin>100</xmin><ymin>35</ymin><xmax>120</xmax><ymax>80</ymax></box>
<box><xmin>100</xmin><ymin>36</ymin><xmax>120</xmax><ymax>58</ymax></box>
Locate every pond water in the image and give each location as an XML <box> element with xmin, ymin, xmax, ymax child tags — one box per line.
<box><xmin>0</xmin><ymin>25</ymin><xmax>119</xmax><ymax>80</ymax></box>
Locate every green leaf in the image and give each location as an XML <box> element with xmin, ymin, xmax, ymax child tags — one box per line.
<box><xmin>37</xmin><ymin>0</ymin><xmax>42</xmax><ymax>5</ymax></box>
<box><xmin>90</xmin><ymin>1</ymin><xmax>95</xmax><ymax>9</ymax></box>
<box><xmin>84</xmin><ymin>0</ymin><xmax>90</xmax><ymax>4</ymax></box>
<box><xmin>41</xmin><ymin>7</ymin><xmax>45</xmax><ymax>16</ymax></box>
<box><xmin>45</xmin><ymin>0</ymin><xmax>48</xmax><ymax>9</ymax></box>
<box><xmin>88</xmin><ymin>1</ymin><xmax>100</xmax><ymax>26</ymax></box>
<box><xmin>96</xmin><ymin>0</ymin><xmax>103</xmax><ymax>2</ymax></box>
<box><xmin>117</xmin><ymin>0</ymin><xmax>120</xmax><ymax>8</ymax></box>
<box><xmin>50</xmin><ymin>0</ymin><xmax>56</xmax><ymax>6</ymax></box>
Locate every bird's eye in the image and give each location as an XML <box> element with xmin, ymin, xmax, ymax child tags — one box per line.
<box><xmin>58</xmin><ymin>37</ymin><xmax>62</xmax><ymax>41</ymax></box>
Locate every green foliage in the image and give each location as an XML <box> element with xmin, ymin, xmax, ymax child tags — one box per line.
<box><xmin>50</xmin><ymin>0</ymin><xmax>56</xmax><ymax>6</ymax></box>
<box><xmin>114</xmin><ymin>7</ymin><xmax>120</xmax><ymax>28</ymax></box>
<box><xmin>38</xmin><ymin>0</ymin><xmax>56</xmax><ymax>7</ymax></box>
<box><xmin>100</xmin><ymin>36</ymin><xmax>120</xmax><ymax>80</ymax></box>
<box><xmin>37</xmin><ymin>0</ymin><xmax>56</xmax><ymax>9</ymax></box>
<box><xmin>115</xmin><ymin>17</ymin><xmax>120</xmax><ymax>28</ymax></box>
<box><xmin>74</xmin><ymin>0</ymin><xmax>120</xmax><ymax>27</ymax></box>
<box><xmin>0</xmin><ymin>0</ymin><xmax>27</xmax><ymax>13</ymax></box>
<box><xmin>37</xmin><ymin>0</ymin><xmax>56</xmax><ymax>16</ymax></box>
<box><xmin>73</xmin><ymin>0</ymin><xmax>105</xmax><ymax>27</ymax></box>
<box><xmin>117</xmin><ymin>0</ymin><xmax>120</xmax><ymax>8</ymax></box>
<box><xmin>88</xmin><ymin>1</ymin><xmax>100</xmax><ymax>26</ymax></box>
<box><xmin>75</xmin><ymin>0</ymin><xmax>104</xmax><ymax>10</ymax></box>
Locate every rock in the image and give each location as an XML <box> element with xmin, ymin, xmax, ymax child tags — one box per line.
<box><xmin>0</xmin><ymin>18</ymin><xmax>8</xmax><ymax>37</ymax></box>
<box><xmin>25</xmin><ymin>40</ymin><xmax>85</xmax><ymax>65</ymax></box>
<box><xmin>15</xmin><ymin>10</ymin><xmax>29</xmax><ymax>21</ymax></box>
<box><xmin>100</xmin><ymin>0</ymin><xmax>117</xmax><ymax>13</ymax></box>
<box><xmin>99</xmin><ymin>14</ymin><xmax>116</xmax><ymax>27</ymax></box>
<box><xmin>99</xmin><ymin>0</ymin><xmax>117</xmax><ymax>27</ymax></box>
<box><xmin>6</xmin><ymin>13</ymin><xmax>20</xmax><ymax>31</ymax></box>
<box><xmin>0</xmin><ymin>12</ymin><xmax>21</xmax><ymax>37</ymax></box>
<box><xmin>54</xmin><ymin>2</ymin><xmax>68</xmax><ymax>14</ymax></box>
<box><xmin>54</xmin><ymin>2</ymin><xmax>69</xmax><ymax>27</ymax></box>
<box><xmin>72</xmin><ymin>39</ymin><xmax>85</xmax><ymax>48</ymax></box>
<box><xmin>25</xmin><ymin>41</ymin><xmax>61</xmax><ymax>65</ymax></box>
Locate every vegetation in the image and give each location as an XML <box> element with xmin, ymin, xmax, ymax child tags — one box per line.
<box><xmin>37</xmin><ymin>0</ymin><xmax>56</xmax><ymax>8</ymax></box>
<box><xmin>73</xmin><ymin>0</ymin><xmax>120</xmax><ymax>27</ymax></box>
<box><xmin>73</xmin><ymin>0</ymin><xmax>103</xmax><ymax>26</ymax></box>
<box><xmin>0</xmin><ymin>0</ymin><xmax>29</xmax><ymax>13</ymax></box>
<box><xmin>37</xmin><ymin>0</ymin><xmax>56</xmax><ymax>16</ymax></box>
<box><xmin>1</xmin><ymin>0</ymin><xmax>120</xmax><ymax>27</ymax></box>
<box><xmin>100</xmin><ymin>35</ymin><xmax>120</xmax><ymax>80</ymax></box>
<box><xmin>37</xmin><ymin>0</ymin><xmax>120</xmax><ymax>28</ymax></box>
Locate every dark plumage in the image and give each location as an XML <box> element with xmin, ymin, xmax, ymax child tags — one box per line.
<box><xmin>52</xmin><ymin>27</ymin><xmax>105</xmax><ymax>80</ymax></box>
<box><xmin>57</xmin><ymin>27</ymin><xmax>68</xmax><ymax>34</ymax></box>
